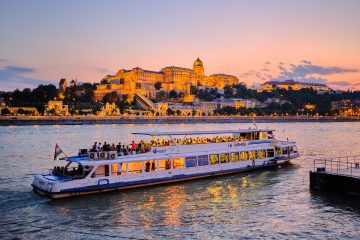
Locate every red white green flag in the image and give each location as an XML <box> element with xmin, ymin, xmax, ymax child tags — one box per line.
<box><xmin>54</xmin><ymin>144</ymin><xmax>64</xmax><ymax>160</ymax></box>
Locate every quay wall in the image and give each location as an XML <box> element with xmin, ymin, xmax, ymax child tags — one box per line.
<box><xmin>1</xmin><ymin>116</ymin><xmax>360</xmax><ymax>126</ymax></box>
<box><xmin>310</xmin><ymin>171</ymin><xmax>360</xmax><ymax>196</ymax></box>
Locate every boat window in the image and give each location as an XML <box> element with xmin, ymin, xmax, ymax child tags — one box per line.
<box><xmin>209</xmin><ymin>154</ymin><xmax>219</xmax><ymax>164</ymax></box>
<box><xmin>267</xmin><ymin>149</ymin><xmax>275</xmax><ymax>158</ymax></box>
<box><xmin>111</xmin><ymin>163</ymin><xmax>125</xmax><ymax>176</ymax></box>
<box><xmin>185</xmin><ymin>156</ymin><xmax>197</xmax><ymax>168</ymax></box>
<box><xmin>198</xmin><ymin>155</ymin><xmax>209</xmax><ymax>166</ymax></box>
<box><xmin>258</xmin><ymin>150</ymin><xmax>266</xmax><ymax>159</ymax></box>
<box><xmin>253</xmin><ymin>132</ymin><xmax>260</xmax><ymax>140</ymax></box>
<box><xmin>289</xmin><ymin>147</ymin><xmax>294</xmax><ymax>153</ymax></box>
<box><xmin>173</xmin><ymin>157</ymin><xmax>185</xmax><ymax>169</ymax></box>
<box><xmin>158</xmin><ymin>159</ymin><xmax>171</xmax><ymax>171</ymax></box>
<box><xmin>91</xmin><ymin>165</ymin><xmax>109</xmax><ymax>178</ymax></box>
<box><xmin>127</xmin><ymin>161</ymin><xmax>142</xmax><ymax>174</ymax></box>
<box><xmin>282</xmin><ymin>148</ymin><xmax>288</xmax><ymax>155</ymax></box>
<box><xmin>220</xmin><ymin>153</ymin><xmax>229</xmax><ymax>163</ymax></box>
<box><xmin>293</xmin><ymin>146</ymin><xmax>298</xmax><ymax>154</ymax></box>
<box><xmin>144</xmin><ymin>160</ymin><xmax>156</xmax><ymax>172</ymax></box>
<box><xmin>259</xmin><ymin>132</ymin><xmax>268</xmax><ymax>140</ymax></box>
<box><xmin>240</xmin><ymin>151</ymin><xmax>249</xmax><ymax>161</ymax></box>
<box><xmin>249</xmin><ymin>150</ymin><xmax>257</xmax><ymax>160</ymax></box>
<box><xmin>268</xmin><ymin>131</ymin><xmax>273</xmax><ymax>139</ymax></box>
<box><xmin>230</xmin><ymin>152</ymin><xmax>239</xmax><ymax>162</ymax></box>
<box><xmin>275</xmin><ymin>147</ymin><xmax>282</xmax><ymax>156</ymax></box>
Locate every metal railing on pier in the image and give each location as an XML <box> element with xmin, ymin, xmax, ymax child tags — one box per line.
<box><xmin>313</xmin><ymin>156</ymin><xmax>360</xmax><ymax>177</ymax></box>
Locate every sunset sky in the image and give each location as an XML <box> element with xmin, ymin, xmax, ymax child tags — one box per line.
<box><xmin>0</xmin><ymin>0</ymin><xmax>359</xmax><ymax>91</ymax></box>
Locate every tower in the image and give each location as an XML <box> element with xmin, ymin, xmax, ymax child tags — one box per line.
<box><xmin>59</xmin><ymin>79</ymin><xmax>67</xmax><ymax>92</ymax></box>
<box><xmin>193</xmin><ymin>57</ymin><xmax>204</xmax><ymax>76</ymax></box>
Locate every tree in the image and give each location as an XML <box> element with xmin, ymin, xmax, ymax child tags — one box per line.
<box><xmin>1</xmin><ymin>108</ymin><xmax>11</xmax><ymax>115</ymax></box>
<box><xmin>154</xmin><ymin>81</ymin><xmax>162</xmax><ymax>90</ymax></box>
<box><xmin>17</xmin><ymin>108</ymin><xmax>25</xmax><ymax>115</ymax></box>
<box><xmin>102</xmin><ymin>91</ymin><xmax>119</xmax><ymax>103</ymax></box>
<box><xmin>169</xmin><ymin>90</ymin><xmax>178</xmax><ymax>99</ymax></box>
<box><xmin>166</xmin><ymin>108</ymin><xmax>175</xmax><ymax>116</ymax></box>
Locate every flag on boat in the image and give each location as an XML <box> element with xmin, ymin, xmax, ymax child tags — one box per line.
<box><xmin>54</xmin><ymin>144</ymin><xmax>64</xmax><ymax>160</ymax></box>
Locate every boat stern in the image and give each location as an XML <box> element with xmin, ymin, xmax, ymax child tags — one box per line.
<box><xmin>32</xmin><ymin>174</ymin><xmax>61</xmax><ymax>197</ymax></box>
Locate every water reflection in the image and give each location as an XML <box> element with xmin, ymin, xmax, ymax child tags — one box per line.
<box><xmin>3</xmin><ymin>122</ymin><xmax>360</xmax><ymax>239</ymax></box>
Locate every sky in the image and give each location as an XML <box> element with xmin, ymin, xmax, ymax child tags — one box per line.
<box><xmin>0</xmin><ymin>0</ymin><xmax>360</xmax><ymax>91</ymax></box>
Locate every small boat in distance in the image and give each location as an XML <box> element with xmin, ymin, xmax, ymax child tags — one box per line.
<box><xmin>32</xmin><ymin>128</ymin><xmax>299</xmax><ymax>198</ymax></box>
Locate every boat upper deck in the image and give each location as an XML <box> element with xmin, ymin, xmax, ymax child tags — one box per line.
<box><xmin>132</xmin><ymin>129</ymin><xmax>275</xmax><ymax>137</ymax></box>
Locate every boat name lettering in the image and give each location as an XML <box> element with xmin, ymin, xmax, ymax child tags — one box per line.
<box><xmin>152</xmin><ymin>148</ymin><xmax>167</xmax><ymax>154</ymax></box>
<box><xmin>228</xmin><ymin>142</ymin><xmax>247</xmax><ymax>148</ymax></box>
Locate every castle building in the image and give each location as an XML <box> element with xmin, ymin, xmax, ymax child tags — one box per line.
<box><xmin>93</xmin><ymin>58</ymin><xmax>239</xmax><ymax>101</ymax></box>
<box><xmin>261</xmin><ymin>79</ymin><xmax>331</xmax><ymax>92</ymax></box>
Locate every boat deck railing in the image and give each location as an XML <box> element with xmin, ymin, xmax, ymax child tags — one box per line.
<box><xmin>313</xmin><ymin>155</ymin><xmax>360</xmax><ymax>177</ymax></box>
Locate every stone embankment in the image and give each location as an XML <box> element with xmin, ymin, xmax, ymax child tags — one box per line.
<box><xmin>1</xmin><ymin>116</ymin><xmax>360</xmax><ymax>126</ymax></box>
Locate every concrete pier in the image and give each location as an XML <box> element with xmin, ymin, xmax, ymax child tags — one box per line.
<box><xmin>310</xmin><ymin>156</ymin><xmax>360</xmax><ymax>196</ymax></box>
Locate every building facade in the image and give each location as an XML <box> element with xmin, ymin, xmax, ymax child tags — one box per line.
<box><xmin>93</xmin><ymin>58</ymin><xmax>239</xmax><ymax>101</ymax></box>
<box><xmin>261</xmin><ymin>79</ymin><xmax>331</xmax><ymax>92</ymax></box>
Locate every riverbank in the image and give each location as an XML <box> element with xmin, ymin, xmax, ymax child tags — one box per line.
<box><xmin>1</xmin><ymin>115</ymin><xmax>360</xmax><ymax>126</ymax></box>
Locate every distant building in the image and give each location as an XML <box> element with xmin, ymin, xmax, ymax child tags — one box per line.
<box><xmin>70</xmin><ymin>80</ymin><xmax>76</xmax><ymax>88</ymax></box>
<box><xmin>45</xmin><ymin>100</ymin><xmax>69</xmax><ymax>116</ymax></box>
<box><xmin>97</xmin><ymin>102</ymin><xmax>120</xmax><ymax>116</ymax></box>
<box><xmin>93</xmin><ymin>58</ymin><xmax>239</xmax><ymax>101</ymax></box>
<box><xmin>332</xmin><ymin>100</ymin><xmax>360</xmax><ymax>116</ymax></box>
<box><xmin>261</xmin><ymin>79</ymin><xmax>331</xmax><ymax>92</ymax></box>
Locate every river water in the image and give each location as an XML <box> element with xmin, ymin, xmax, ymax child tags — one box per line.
<box><xmin>1</xmin><ymin>122</ymin><xmax>360</xmax><ymax>239</ymax></box>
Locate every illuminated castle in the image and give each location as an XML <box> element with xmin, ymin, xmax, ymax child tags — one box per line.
<box><xmin>93</xmin><ymin>58</ymin><xmax>239</xmax><ymax>101</ymax></box>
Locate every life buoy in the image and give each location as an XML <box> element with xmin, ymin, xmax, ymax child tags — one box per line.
<box><xmin>100</xmin><ymin>152</ymin><xmax>106</xmax><ymax>159</ymax></box>
<box><xmin>110</xmin><ymin>153</ymin><xmax>116</xmax><ymax>159</ymax></box>
<box><xmin>89</xmin><ymin>153</ymin><xmax>96</xmax><ymax>159</ymax></box>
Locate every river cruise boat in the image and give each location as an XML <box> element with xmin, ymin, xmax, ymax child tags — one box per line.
<box><xmin>32</xmin><ymin>128</ymin><xmax>299</xmax><ymax>198</ymax></box>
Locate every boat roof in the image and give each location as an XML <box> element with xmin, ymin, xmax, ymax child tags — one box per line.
<box><xmin>132</xmin><ymin>129</ymin><xmax>274</xmax><ymax>136</ymax></box>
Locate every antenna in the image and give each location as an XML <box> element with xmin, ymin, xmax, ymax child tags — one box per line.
<box><xmin>252</xmin><ymin>118</ymin><xmax>258</xmax><ymax>129</ymax></box>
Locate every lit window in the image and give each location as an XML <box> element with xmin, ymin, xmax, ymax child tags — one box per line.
<box><xmin>249</xmin><ymin>151</ymin><xmax>257</xmax><ymax>160</ymax></box>
<box><xmin>240</xmin><ymin>151</ymin><xmax>249</xmax><ymax>161</ymax></box>
<box><xmin>258</xmin><ymin>150</ymin><xmax>266</xmax><ymax>159</ymax></box>
<box><xmin>230</xmin><ymin>152</ymin><xmax>239</xmax><ymax>162</ymax></box>
<box><xmin>209</xmin><ymin>154</ymin><xmax>219</xmax><ymax>164</ymax></box>
<box><xmin>127</xmin><ymin>161</ymin><xmax>142</xmax><ymax>174</ymax></box>
<box><xmin>220</xmin><ymin>153</ymin><xmax>229</xmax><ymax>163</ymax></box>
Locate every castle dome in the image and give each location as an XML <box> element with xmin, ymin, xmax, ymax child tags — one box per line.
<box><xmin>193</xmin><ymin>58</ymin><xmax>203</xmax><ymax>67</ymax></box>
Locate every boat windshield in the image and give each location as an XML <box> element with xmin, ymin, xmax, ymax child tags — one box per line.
<box><xmin>52</xmin><ymin>163</ymin><xmax>93</xmax><ymax>179</ymax></box>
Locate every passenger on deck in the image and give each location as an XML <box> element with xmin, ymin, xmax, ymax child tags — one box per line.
<box><xmin>96</xmin><ymin>142</ymin><xmax>101</xmax><ymax>152</ymax></box>
<box><xmin>145</xmin><ymin>161</ymin><xmax>150</xmax><ymax>172</ymax></box>
<box><xmin>131</xmin><ymin>141</ymin><xmax>137</xmax><ymax>151</ymax></box>
<box><xmin>92</xmin><ymin>142</ymin><xmax>97</xmax><ymax>152</ymax></box>
<box><xmin>116</xmin><ymin>143</ymin><xmax>122</xmax><ymax>153</ymax></box>
<box><xmin>151</xmin><ymin>161</ymin><xmax>156</xmax><ymax>171</ymax></box>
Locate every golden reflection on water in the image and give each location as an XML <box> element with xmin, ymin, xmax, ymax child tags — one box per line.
<box><xmin>162</xmin><ymin>186</ymin><xmax>186</xmax><ymax>228</ymax></box>
<box><xmin>138</xmin><ymin>194</ymin><xmax>156</xmax><ymax>229</ymax></box>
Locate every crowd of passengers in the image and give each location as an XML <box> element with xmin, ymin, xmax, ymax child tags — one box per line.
<box><xmin>88</xmin><ymin>135</ymin><xmax>265</xmax><ymax>156</ymax></box>
<box><xmin>52</xmin><ymin>164</ymin><xmax>86</xmax><ymax>177</ymax></box>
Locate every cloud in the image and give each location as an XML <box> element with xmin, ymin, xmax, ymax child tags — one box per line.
<box><xmin>264</xmin><ymin>61</ymin><xmax>271</xmax><ymax>65</ymax></box>
<box><xmin>0</xmin><ymin>59</ymin><xmax>9</xmax><ymax>63</ymax></box>
<box><xmin>94</xmin><ymin>67</ymin><xmax>109</xmax><ymax>74</ymax></box>
<box><xmin>328</xmin><ymin>81</ymin><xmax>352</xmax><ymax>87</ymax></box>
<box><xmin>0</xmin><ymin>65</ymin><xmax>51</xmax><ymax>91</ymax></box>
<box><xmin>271</xmin><ymin>62</ymin><xmax>358</xmax><ymax>85</ymax></box>
<box><xmin>302</xmin><ymin>60</ymin><xmax>312</xmax><ymax>65</ymax></box>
